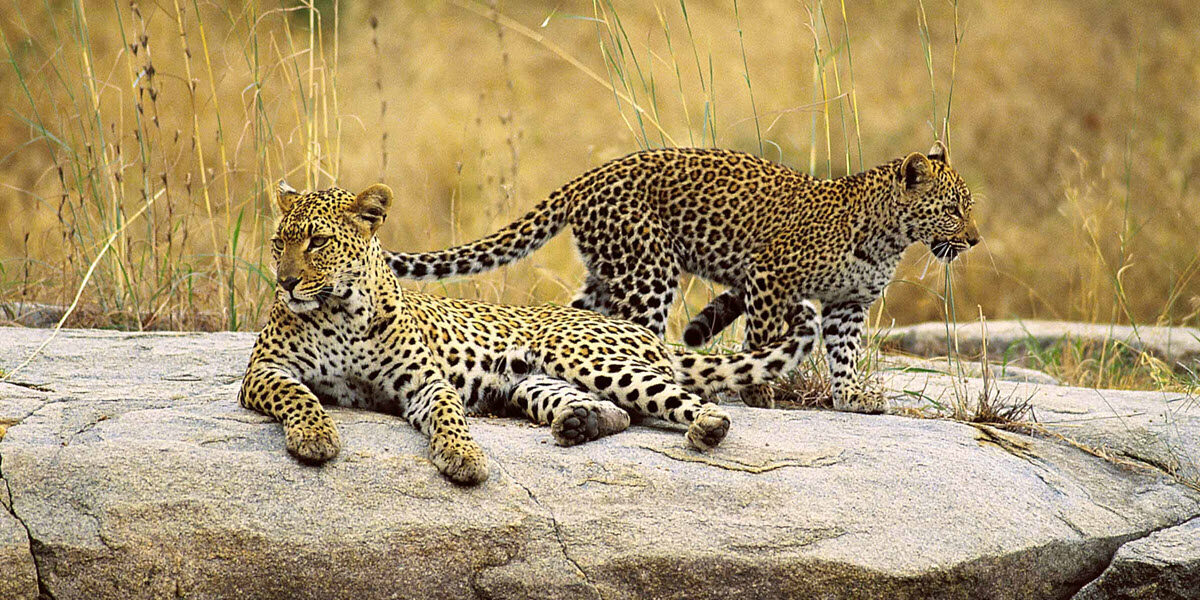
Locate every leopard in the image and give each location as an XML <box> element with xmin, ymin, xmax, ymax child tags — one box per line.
<box><xmin>384</xmin><ymin>142</ymin><xmax>979</xmax><ymax>412</ymax></box>
<box><xmin>239</xmin><ymin>180</ymin><xmax>822</xmax><ymax>485</ymax></box>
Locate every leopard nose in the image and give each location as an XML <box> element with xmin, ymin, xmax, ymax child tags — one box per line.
<box><xmin>278</xmin><ymin>276</ymin><xmax>300</xmax><ymax>292</ymax></box>
<box><xmin>964</xmin><ymin>222</ymin><xmax>981</xmax><ymax>247</ymax></box>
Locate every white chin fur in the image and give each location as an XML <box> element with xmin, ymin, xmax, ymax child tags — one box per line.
<box><xmin>285</xmin><ymin>297</ymin><xmax>320</xmax><ymax>314</ymax></box>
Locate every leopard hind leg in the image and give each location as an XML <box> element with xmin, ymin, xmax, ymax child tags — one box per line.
<box><xmin>569</xmin><ymin>272</ymin><xmax>613</xmax><ymax>315</ymax></box>
<box><xmin>605</xmin><ymin>268</ymin><xmax>678</xmax><ymax>337</ymax></box>
<box><xmin>578</xmin><ymin>360</ymin><xmax>731</xmax><ymax>450</ymax></box>
<box><xmin>509</xmin><ymin>375</ymin><xmax>630</xmax><ymax>446</ymax></box>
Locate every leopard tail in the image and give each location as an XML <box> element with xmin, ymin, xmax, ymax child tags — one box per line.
<box><xmin>384</xmin><ymin>180</ymin><xmax>581</xmax><ymax>281</ymax></box>
<box><xmin>671</xmin><ymin>301</ymin><xmax>820</xmax><ymax>396</ymax></box>
<box><xmin>681</xmin><ymin>289</ymin><xmax>746</xmax><ymax>347</ymax></box>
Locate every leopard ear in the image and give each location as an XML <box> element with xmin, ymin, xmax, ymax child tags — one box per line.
<box><xmin>276</xmin><ymin>179</ymin><xmax>301</xmax><ymax>213</ymax></box>
<box><xmin>928</xmin><ymin>140</ymin><xmax>949</xmax><ymax>164</ymax></box>
<box><xmin>899</xmin><ymin>152</ymin><xmax>934</xmax><ymax>196</ymax></box>
<box><xmin>349</xmin><ymin>183</ymin><xmax>393</xmax><ymax>236</ymax></box>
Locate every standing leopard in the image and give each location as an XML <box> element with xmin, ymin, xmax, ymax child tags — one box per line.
<box><xmin>386</xmin><ymin>143</ymin><xmax>979</xmax><ymax>411</ymax></box>
<box><xmin>239</xmin><ymin>181</ymin><xmax>821</xmax><ymax>485</ymax></box>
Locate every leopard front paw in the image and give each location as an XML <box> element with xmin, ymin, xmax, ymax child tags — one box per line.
<box><xmin>833</xmin><ymin>387</ymin><xmax>888</xmax><ymax>414</ymax></box>
<box><xmin>739</xmin><ymin>384</ymin><xmax>776</xmax><ymax>409</ymax></box>
<box><xmin>551</xmin><ymin>401</ymin><xmax>631</xmax><ymax>447</ymax></box>
<box><xmin>686</xmin><ymin>405</ymin><xmax>731</xmax><ymax>450</ymax></box>
<box><xmin>431</xmin><ymin>438</ymin><xmax>490</xmax><ymax>485</ymax></box>
<box><xmin>285</xmin><ymin>419</ymin><xmax>341</xmax><ymax>464</ymax></box>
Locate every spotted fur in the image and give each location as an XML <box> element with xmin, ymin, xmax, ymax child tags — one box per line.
<box><xmin>385</xmin><ymin>143</ymin><xmax>979</xmax><ymax>412</ymax></box>
<box><xmin>239</xmin><ymin>182</ymin><xmax>821</xmax><ymax>485</ymax></box>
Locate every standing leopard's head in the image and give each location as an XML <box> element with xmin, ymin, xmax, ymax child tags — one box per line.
<box><xmin>270</xmin><ymin>181</ymin><xmax>393</xmax><ymax>314</ymax></box>
<box><xmin>894</xmin><ymin>141</ymin><xmax>980</xmax><ymax>262</ymax></box>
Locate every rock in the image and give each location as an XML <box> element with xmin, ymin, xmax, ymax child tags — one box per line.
<box><xmin>881</xmin><ymin>354</ymin><xmax>1062</xmax><ymax>385</ymax></box>
<box><xmin>0</xmin><ymin>377</ymin><xmax>44</xmax><ymax>600</ymax></box>
<box><xmin>1074</xmin><ymin>518</ymin><xmax>1200</xmax><ymax>599</ymax></box>
<box><xmin>881</xmin><ymin>366</ymin><xmax>1200</xmax><ymax>486</ymax></box>
<box><xmin>884</xmin><ymin>320</ymin><xmax>1200</xmax><ymax>371</ymax></box>
<box><xmin>1</xmin><ymin>327</ymin><xmax>1199</xmax><ymax>599</ymax></box>
<box><xmin>0</xmin><ymin>507</ymin><xmax>36</xmax><ymax>600</ymax></box>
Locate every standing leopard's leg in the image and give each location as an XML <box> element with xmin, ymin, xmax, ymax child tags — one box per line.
<box><xmin>569</xmin><ymin>272</ymin><xmax>612</xmax><ymax>315</ymax></box>
<box><xmin>605</xmin><ymin>266</ymin><xmax>678</xmax><ymax>337</ymax></box>
<box><xmin>239</xmin><ymin>364</ymin><xmax>340</xmax><ymax>463</ymax></box>
<box><xmin>509</xmin><ymin>375</ymin><xmax>630</xmax><ymax>446</ymax></box>
<box><xmin>402</xmin><ymin>376</ymin><xmax>490</xmax><ymax>484</ymax></box>
<box><xmin>740</xmin><ymin>272</ymin><xmax>791</xmax><ymax>408</ymax></box>
<box><xmin>578</xmin><ymin>360</ymin><xmax>730</xmax><ymax>450</ymax></box>
<box><xmin>579</xmin><ymin>216</ymin><xmax>679</xmax><ymax>337</ymax></box>
<box><xmin>822</xmin><ymin>301</ymin><xmax>886</xmax><ymax>414</ymax></box>
<box><xmin>570</xmin><ymin>189</ymin><xmax>677</xmax><ymax>334</ymax></box>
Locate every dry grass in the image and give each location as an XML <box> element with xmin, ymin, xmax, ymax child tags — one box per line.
<box><xmin>0</xmin><ymin>1</ymin><xmax>1197</xmax><ymax>354</ymax></box>
<box><xmin>1014</xmin><ymin>337</ymin><xmax>1199</xmax><ymax>392</ymax></box>
<box><xmin>774</xmin><ymin>363</ymin><xmax>834</xmax><ymax>410</ymax></box>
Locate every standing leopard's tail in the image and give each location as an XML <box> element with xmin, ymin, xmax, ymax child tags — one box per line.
<box><xmin>682</xmin><ymin>289</ymin><xmax>746</xmax><ymax>347</ymax></box>
<box><xmin>385</xmin><ymin>185</ymin><xmax>574</xmax><ymax>281</ymax></box>
<box><xmin>673</xmin><ymin>301</ymin><xmax>820</xmax><ymax>396</ymax></box>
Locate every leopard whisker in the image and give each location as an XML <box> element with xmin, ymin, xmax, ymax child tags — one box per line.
<box><xmin>918</xmin><ymin>251</ymin><xmax>936</xmax><ymax>280</ymax></box>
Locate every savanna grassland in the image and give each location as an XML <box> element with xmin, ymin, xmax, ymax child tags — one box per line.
<box><xmin>1</xmin><ymin>0</ymin><xmax>1197</xmax><ymax>346</ymax></box>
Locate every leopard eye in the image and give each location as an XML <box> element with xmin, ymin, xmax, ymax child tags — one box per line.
<box><xmin>271</xmin><ymin>238</ymin><xmax>285</xmax><ymax>252</ymax></box>
<box><xmin>308</xmin><ymin>235</ymin><xmax>331</xmax><ymax>250</ymax></box>
<box><xmin>946</xmin><ymin>205</ymin><xmax>963</xmax><ymax>218</ymax></box>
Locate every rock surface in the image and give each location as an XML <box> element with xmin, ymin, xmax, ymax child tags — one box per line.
<box><xmin>0</xmin><ymin>327</ymin><xmax>1198</xmax><ymax>599</ymax></box>
<box><xmin>1074</xmin><ymin>517</ymin><xmax>1200</xmax><ymax>599</ymax></box>
<box><xmin>881</xmin><ymin>354</ymin><xmax>1062</xmax><ymax>385</ymax></box>
<box><xmin>879</xmin><ymin>359</ymin><xmax>1200</xmax><ymax>486</ymax></box>
<box><xmin>0</xmin><ymin>504</ymin><xmax>36</xmax><ymax>600</ymax></box>
<box><xmin>884</xmin><ymin>319</ymin><xmax>1200</xmax><ymax>370</ymax></box>
<box><xmin>1</xmin><ymin>379</ymin><xmax>40</xmax><ymax>600</ymax></box>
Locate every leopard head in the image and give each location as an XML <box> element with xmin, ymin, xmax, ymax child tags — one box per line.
<box><xmin>270</xmin><ymin>181</ymin><xmax>393</xmax><ymax>313</ymax></box>
<box><xmin>894</xmin><ymin>141</ymin><xmax>980</xmax><ymax>262</ymax></box>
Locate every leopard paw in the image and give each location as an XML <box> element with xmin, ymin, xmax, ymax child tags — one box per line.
<box><xmin>739</xmin><ymin>384</ymin><xmax>776</xmax><ymax>409</ymax></box>
<box><xmin>833</xmin><ymin>387</ymin><xmax>888</xmax><ymax>414</ymax></box>
<box><xmin>285</xmin><ymin>419</ymin><xmax>341</xmax><ymax>464</ymax></box>
<box><xmin>686</xmin><ymin>405</ymin><xmax>731</xmax><ymax>450</ymax></box>
<box><xmin>431</xmin><ymin>438</ymin><xmax>490</xmax><ymax>485</ymax></box>
<box><xmin>551</xmin><ymin>401</ymin><xmax>631</xmax><ymax>447</ymax></box>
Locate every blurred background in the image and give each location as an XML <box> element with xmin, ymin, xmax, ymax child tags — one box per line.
<box><xmin>1</xmin><ymin>0</ymin><xmax>1197</xmax><ymax>336</ymax></box>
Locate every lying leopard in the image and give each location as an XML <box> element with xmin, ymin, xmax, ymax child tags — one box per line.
<box><xmin>239</xmin><ymin>181</ymin><xmax>821</xmax><ymax>484</ymax></box>
<box><xmin>385</xmin><ymin>143</ymin><xmax>979</xmax><ymax>412</ymax></box>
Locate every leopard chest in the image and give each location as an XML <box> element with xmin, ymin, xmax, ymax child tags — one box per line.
<box><xmin>302</xmin><ymin>334</ymin><xmax>396</xmax><ymax>410</ymax></box>
<box><xmin>812</xmin><ymin>249</ymin><xmax>904</xmax><ymax>305</ymax></box>
<box><xmin>291</xmin><ymin>305</ymin><xmax>401</xmax><ymax>411</ymax></box>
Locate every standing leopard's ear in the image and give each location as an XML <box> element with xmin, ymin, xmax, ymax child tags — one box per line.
<box><xmin>928</xmin><ymin>140</ymin><xmax>949</xmax><ymax>164</ymax></box>
<box><xmin>348</xmin><ymin>183</ymin><xmax>393</xmax><ymax>236</ymax></box>
<box><xmin>898</xmin><ymin>152</ymin><xmax>935</xmax><ymax>198</ymax></box>
<box><xmin>276</xmin><ymin>179</ymin><xmax>301</xmax><ymax>214</ymax></box>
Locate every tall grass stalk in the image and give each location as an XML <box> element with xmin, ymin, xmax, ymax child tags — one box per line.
<box><xmin>817</xmin><ymin>3</ymin><xmax>850</xmax><ymax>175</ymax></box>
<box><xmin>677</xmin><ymin>1</ymin><xmax>717</xmax><ymax>145</ymax></box>
<box><xmin>3</xmin><ymin>192</ymin><xmax>158</xmax><ymax>380</ymax></box>
<box><xmin>451</xmin><ymin>0</ymin><xmax>675</xmax><ymax>145</ymax></box>
<box><xmin>915</xmin><ymin>0</ymin><xmax>940</xmax><ymax>134</ymax></box>
<box><xmin>172</xmin><ymin>0</ymin><xmax>227</xmax><ymax>328</ymax></box>
<box><xmin>1</xmin><ymin>0</ymin><xmax>344</xmax><ymax>331</ymax></box>
<box><xmin>837</xmin><ymin>0</ymin><xmax>863</xmax><ymax>171</ymax></box>
<box><xmin>732</xmin><ymin>0</ymin><xmax>762</xmax><ymax>156</ymax></box>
